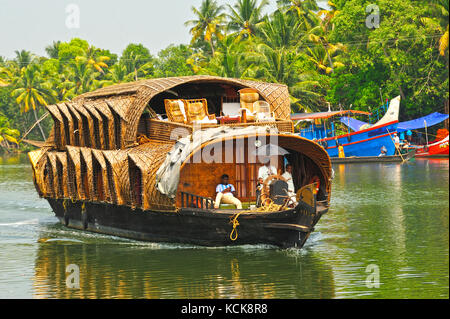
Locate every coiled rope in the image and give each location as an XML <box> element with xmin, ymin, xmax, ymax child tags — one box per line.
<box><xmin>228</xmin><ymin>200</ymin><xmax>287</xmax><ymax>241</ymax></box>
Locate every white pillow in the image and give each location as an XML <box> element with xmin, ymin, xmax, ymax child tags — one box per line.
<box><xmin>256</xmin><ymin>113</ymin><xmax>275</xmax><ymax>122</ymax></box>
<box><xmin>194</xmin><ymin>116</ymin><xmax>218</xmax><ymax>124</ymax></box>
<box><xmin>177</xmin><ymin>100</ymin><xmax>187</xmax><ymax>121</ymax></box>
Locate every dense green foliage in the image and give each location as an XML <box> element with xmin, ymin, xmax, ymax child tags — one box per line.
<box><xmin>0</xmin><ymin>0</ymin><xmax>448</xmax><ymax>150</ymax></box>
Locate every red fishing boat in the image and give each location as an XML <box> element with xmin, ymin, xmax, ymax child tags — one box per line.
<box><xmin>414</xmin><ymin>134</ymin><xmax>449</xmax><ymax>158</ymax></box>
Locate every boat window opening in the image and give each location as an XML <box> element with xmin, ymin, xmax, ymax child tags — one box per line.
<box><xmin>80</xmin><ymin>156</ymin><xmax>90</xmax><ymax>199</ymax></box>
<box><xmin>67</xmin><ymin>107</ymin><xmax>80</xmax><ymax>146</ymax></box>
<box><xmin>53</xmin><ymin>124</ymin><xmax>62</xmax><ymax>149</ymax></box>
<box><xmin>67</xmin><ymin>155</ymin><xmax>77</xmax><ymax>199</ymax></box>
<box><xmin>60</xmin><ymin>113</ymin><xmax>71</xmax><ymax>146</ymax></box>
<box><xmin>88</xmin><ymin>113</ymin><xmax>102</xmax><ymax>149</ymax></box>
<box><xmin>112</xmin><ymin>111</ymin><xmax>121</xmax><ymax>149</ymax></box>
<box><xmin>129</xmin><ymin>161</ymin><xmax>142</xmax><ymax>208</ymax></box>
<box><xmin>92</xmin><ymin>157</ymin><xmax>104</xmax><ymax>202</ymax></box>
<box><xmin>105</xmin><ymin>159</ymin><xmax>117</xmax><ymax>204</ymax></box>
<box><xmin>45</xmin><ymin>160</ymin><xmax>55</xmax><ymax>197</ymax></box>
<box><xmin>99</xmin><ymin>113</ymin><xmax>110</xmax><ymax>150</ymax></box>
<box><xmin>79</xmin><ymin>114</ymin><xmax>91</xmax><ymax>148</ymax></box>
<box><xmin>56</xmin><ymin>159</ymin><xmax>64</xmax><ymax>198</ymax></box>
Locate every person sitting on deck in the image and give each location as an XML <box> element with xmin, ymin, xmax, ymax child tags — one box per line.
<box><xmin>214</xmin><ymin>174</ymin><xmax>242</xmax><ymax>209</ymax></box>
<box><xmin>378</xmin><ymin>145</ymin><xmax>387</xmax><ymax>157</ymax></box>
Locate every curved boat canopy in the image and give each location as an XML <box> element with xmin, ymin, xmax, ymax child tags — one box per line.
<box><xmin>43</xmin><ymin>75</ymin><xmax>292</xmax><ymax>150</ymax></box>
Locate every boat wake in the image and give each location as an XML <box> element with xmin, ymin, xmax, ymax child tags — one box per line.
<box><xmin>0</xmin><ymin>218</ymin><xmax>39</xmax><ymax>227</ymax></box>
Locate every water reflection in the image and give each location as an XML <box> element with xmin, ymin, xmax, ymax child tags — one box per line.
<box><xmin>33</xmin><ymin>238</ymin><xmax>335</xmax><ymax>299</ymax></box>
<box><xmin>324</xmin><ymin>160</ymin><xmax>449</xmax><ymax>298</ymax></box>
<box><xmin>1</xmin><ymin>155</ymin><xmax>448</xmax><ymax>299</ymax></box>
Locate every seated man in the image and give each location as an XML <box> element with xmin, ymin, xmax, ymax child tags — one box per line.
<box><xmin>214</xmin><ymin>174</ymin><xmax>242</xmax><ymax>209</ymax></box>
<box><xmin>378</xmin><ymin>145</ymin><xmax>387</xmax><ymax>157</ymax></box>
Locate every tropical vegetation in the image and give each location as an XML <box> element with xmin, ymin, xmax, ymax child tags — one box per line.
<box><xmin>0</xmin><ymin>0</ymin><xmax>448</xmax><ymax>152</ymax></box>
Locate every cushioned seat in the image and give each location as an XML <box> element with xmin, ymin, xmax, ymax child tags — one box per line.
<box><xmin>164</xmin><ymin>99</ymin><xmax>188</xmax><ymax>124</ymax></box>
<box><xmin>185</xmin><ymin>99</ymin><xmax>217</xmax><ymax>124</ymax></box>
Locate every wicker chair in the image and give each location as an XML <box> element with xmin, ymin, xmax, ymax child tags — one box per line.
<box><xmin>238</xmin><ymin>88</ymin><xmax>259</xmax><ymax>122</ymax></box>
<box><xmin>164</xmin><ymin>99</ymin><xmax>188</xmax><ymax>124</ymax></box>
<box><xmin>184</xmin><ymin>98</ymin><xmax>217</xmax><ymax>124</ymax></box>
<box><xmin>254</xmin><ymin>101</ymin><xmax>276</xmax><ymax>122</ymax></box>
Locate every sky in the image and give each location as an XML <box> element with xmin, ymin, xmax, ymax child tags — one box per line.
<box><xmin>0</xmin><ymin>0</ymin><xmax>283</xmax><ymax>59</ymax></box>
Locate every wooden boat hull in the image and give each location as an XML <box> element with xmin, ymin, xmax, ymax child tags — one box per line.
<box><xmin>414</xmin><ymin>135</ymin><xmax>449</xmax><ymax>158</ymax></box>
<box><xmin>47</xmin><ymin>199</ymin><xmax>328</xmax><ymax>249</ymax></box>
<box><xmin>331</xmin><ymin>149</ymin><xmax>416</xmax><ymax>163</ymax></box>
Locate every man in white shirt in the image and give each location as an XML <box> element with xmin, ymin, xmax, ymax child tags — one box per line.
<box><xmin>393</xmin><ymin>133</ymin><xmax>400</xmax><ymax>154</ymax></box>
<box><xmin>281</xmin><ymin>164</ymin><xmax>297</xmax><ymax>205</ymax></box>
<box><xmin>214</xmin><ymin>174</ymin><xmax>242</xmax><ymax>209</ymax></box>
<box><xmin>258</xmin><ymin>161</ymin><xmax>278</xmax><ymax>181</ymax></box>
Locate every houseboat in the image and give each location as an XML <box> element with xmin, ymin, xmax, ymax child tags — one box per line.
<box><xmin>28</xmin><ymin>76</ymin><xmax>333</xmax><ymax>249</ymax></box>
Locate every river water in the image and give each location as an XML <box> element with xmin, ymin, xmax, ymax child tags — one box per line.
<box><xmin>0</xmin><ymin>154</ymin><xmax>448</xmax><ymax>299</ymax></box>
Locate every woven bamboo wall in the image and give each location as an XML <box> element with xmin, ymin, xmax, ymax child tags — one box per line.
<box><xmin>30</xmin><ymin>142</ymin><xmax>177</xmax><ymax>212</ymax></box>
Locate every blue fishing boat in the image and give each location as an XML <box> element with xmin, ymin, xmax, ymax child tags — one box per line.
<box><xmin>292</xmin><ymin>96</ymin><xmax>400</xmax><ymax>157</ymax></box>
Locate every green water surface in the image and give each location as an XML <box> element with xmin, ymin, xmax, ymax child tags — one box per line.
<box><xmin>0</xmin><ymin>154</ymin><xmax>448</xmax><ymax>299</ymax></box>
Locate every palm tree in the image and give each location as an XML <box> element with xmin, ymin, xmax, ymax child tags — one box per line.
<box><xmin>227</xmin><ymin>0</ymin><xmax>269</xmax><ymax>40</ymax></box>
<box><xmin>0</xmin><ymin>113</ymin><xmax>20</xmax><ymax>151</ymax></box>
<box><xmin>307</xmin><ymin>14</ymin><xmax>346</xmax><ymax>74</ymax></box>
<box><xmin>317</xmin><ymin>1</ymin><xmax>339</xmax><ymax>32</ymax></box>
<box><xmin>305</xmin><ymin>43</ymin><xmax>344</xmax><ymax>74</ymax></box>
<box><xmin>250</xmin><ymin>43</ymin><xmax>324</xmax><ymax>112</ymax></box>
<box><xmin>63</xmin><ymin>59</ymin><xmax>99</xmax><ymax>98</ymax></box>
<box><xmin>185</xmin><ymin>0</ymin><xmax>227</xmax><ymax>55</ymax></box>
<box><xmin>258</xmin><ymin>10</ymin><xmax>305</xmax><ymax>50</ymax></box>
<box><xmin>10</xmin><ymin>64</ymin><xmax>56</xmax><ymax>140</ymax></box>
<box><xmin>433</xmin><ymin>0</ymin><xmax>449</xmax><ymax>56</ymax></box>
<box><xmin>102</xmin><ymin>63</ymin><xmax>134</xmax><ymax>86</ymax></box>
<box><xmin>289</xmin><ymin>72</ymin><xmax>324</xmax><ymax>112</ymax></box>
<box><xmin>252</xmin><ymin>45</ymin><xmax>297</xmax><ymax>84</ymax></box>
<box><xmin>14</xmin><ymin>50</ymin><xmax>35</xmax><ymax>68</ymax></box>
<box><xmin>120</xmin><ymin>51</ymin><xmax>154</xmax><ymax>80</ymax></box>
<box><xmin>203</xmin><ymin>36</ymin><xmax>256</xmax><ymax>78</ymax></box>
<box><xmin>76</xmin><ymin>45</ymin><xmax>111</xmax><ymax>74</ymax></box>
<box><xmin>0</xmin><ymin>66</ymin><xmax>13</xmax><ymax>87</ymax></box>
<box><xmin>45</xmin><ymin>41</ymin><xmax>62</xmax><ymax>59</ymax></box>
<box><xmin>277</xmin><ymin>0</ymin><xmax>320</xmax><ymax>31</ymax></box>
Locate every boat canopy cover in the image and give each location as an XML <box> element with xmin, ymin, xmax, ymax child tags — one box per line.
<box><xmin>340</xmin><ymin>117</ymin><xmax>368</xmax><ymax>131</ymax></box>
<box><xmin>291</xmin><ymin>110</ymin><xmax>371</xmax><ymax>121</ymax></box>
<box><xmin>396</xmin><ymin>112</ymin><xmax>449</xmax><ymax>132</ymax></box>
<box><xmin>341</xmin><ymin>112</ymin><xmax>449</xmax><ymax>132</ymax></box>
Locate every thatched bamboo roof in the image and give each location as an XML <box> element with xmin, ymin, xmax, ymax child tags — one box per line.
<box><xmin>44</xmin><ymin>76</ymin><xmax>291</xmax><ymax>150</ymax></box>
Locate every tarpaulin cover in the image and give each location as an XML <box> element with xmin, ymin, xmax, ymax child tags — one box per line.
<box><xmin>341</xmin><ymin>112</ymin><xmax>449</xmax><ymax>132</ymax></box>
<box><xmin>396</xmin><ymin>112</ymin><xmax>449</xmax><ymax>132</ymax></box>
<box><xmin>340</xmin><ymin>117</ymin><xmax>368</xmax><ymax>131</ymax></box>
